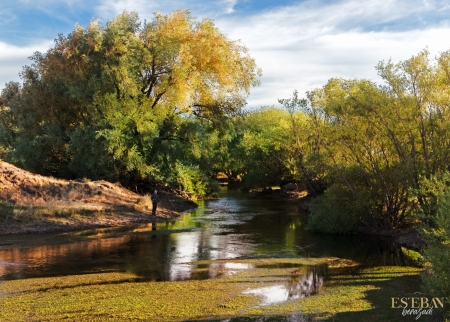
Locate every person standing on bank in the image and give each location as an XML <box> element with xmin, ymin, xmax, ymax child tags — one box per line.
<box><xmin>151</xmin><ymin>190</ymin><xmax>160</xmax><ymax>216</ymax></box>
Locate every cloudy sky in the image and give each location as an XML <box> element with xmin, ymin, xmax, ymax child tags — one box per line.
<box><xmin>1</xmin><ymin>0</ymin><xmax>450</xmax><ymax>108</ymax></box>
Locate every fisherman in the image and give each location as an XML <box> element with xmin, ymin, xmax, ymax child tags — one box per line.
<box><xmin>151</xmin><ymin>190</ymin><xmax>160</xmax><ymax>216</ymax></box>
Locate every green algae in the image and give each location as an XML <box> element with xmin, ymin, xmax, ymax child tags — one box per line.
<box><xmin>0</xmin><ymin>272</ymin><xmax>259</xmax><ymax>321</ymax></box>
<box><xmin>0</xmin><ymin>257</ymin><xmax>430</xmax><ymax>322</ymax></box>
<box><xmin>193</xmin><ymin>256</ymin><xmax>346</xmax><ymax>267</ymax></box>
<box><xmin>245</xmin><ymin>266</ymin><xmax>427</xmax><ymax>321</ymax></box>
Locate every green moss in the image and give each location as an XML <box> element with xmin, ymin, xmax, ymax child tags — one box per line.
<box><xmin>0</xmin><ymin>272</ymin><xmax>259</xmax><ymax>321</ymax></box>
<box><xmin>0</xmin><ymin>258</ymin><xmax>430</xmax><ymax>322</ymax></box>
<box><xmin>247</xmin><ymin>266</ymin><xmax>426</xmax><ymax>321</ymax></box>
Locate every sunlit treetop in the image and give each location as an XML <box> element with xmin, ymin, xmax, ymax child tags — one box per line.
<box><xmin>35</xmin><ymin>10</ymin><xmax>261</xmax><ymax>120</ymax></box>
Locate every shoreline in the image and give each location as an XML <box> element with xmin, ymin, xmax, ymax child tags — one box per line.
<box><xmin>252</xmin><ymin>188</ymin><xmax>424</xmax><ymax>250</ymax></box>
<box><xmin>0</xmin><ymin>160</ymin><xmax>198</xmax><ymax>235</ymax></box>
<box><xmin>0</xmin><ymin>205</ymin><xmax>199</xmax><ymax>235</ymax></box>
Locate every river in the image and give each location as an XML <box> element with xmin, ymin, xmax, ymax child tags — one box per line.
<box><xmin>0</xmin><ymin>187</ymin><xmax>411</xmax><ymax>284</ymax></box>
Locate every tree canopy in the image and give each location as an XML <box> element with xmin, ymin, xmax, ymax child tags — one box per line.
<box><xmin>0</xmin><ymin>10</ymin><xmax>261</xmax><ymax>193</ymax></box>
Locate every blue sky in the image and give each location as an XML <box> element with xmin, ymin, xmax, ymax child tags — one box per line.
<box><xmin>2</xmin><ymin>0</ymin><xmax>450</xmax><ymax>107</ymax></box>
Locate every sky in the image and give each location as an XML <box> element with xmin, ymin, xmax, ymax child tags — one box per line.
<box><xmin>1</xmin><ymin>0</ymin><xmax>450</xmax><ymax>108</ymax></box>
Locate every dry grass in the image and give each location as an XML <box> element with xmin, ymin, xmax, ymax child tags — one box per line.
<box><xmin>0</xmin><ymin>161</ymin><xmax>138</xmax><ymax>208</ymax></box>
<box><xmin>0</xmin><ymin>161</ymin><xmax>197</xmax><ymax>234</ymax></box>
<box><xmin>133</xmin><ymin>195</ymin><xmax>153</xmax><ymax>212</ymax></box>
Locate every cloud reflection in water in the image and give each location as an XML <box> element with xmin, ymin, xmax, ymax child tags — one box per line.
<box><xmin>243</xmin><ymin>265</ymin><xmax>326</xmax><ymax>305</ymax></box>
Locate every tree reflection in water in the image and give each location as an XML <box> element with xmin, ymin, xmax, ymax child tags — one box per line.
<box><xmin>243</xmin><ymin>264</ymin><xmax>327</xmax><ymax>305</ymax></box>
<box><xmin>286</xmin><ymin>264</ymin><xmax>327</xmax><ymax>300</ymax></box>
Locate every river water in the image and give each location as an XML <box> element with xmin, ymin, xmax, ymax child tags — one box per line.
<box><xmin>0</xmin><ymin>188</ymin><xmax>410</xmax><ymax>284</ymax></box>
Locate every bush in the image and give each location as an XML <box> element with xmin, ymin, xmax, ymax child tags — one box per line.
<box><xmin>134</xmin><ymin>195</ymin><xmax>153</xmax><ymax>212</ymax></box>
<box><xmin>308</xmin><ymin>184</ymin><xmax>358</xmax><ymax>233</ymax></box>
<box><xmin>421</xmin><ymin>188</ymin><xmax>450</xmax><ymax>310</ymax></box>
<box><xmin>0</xmin><ymin>202</ymin><xmax>15</xmax><ymax>220</ymax></box>
<box><xmin>170</xmin><ymin>162</ymin><xmax>219</xmax><ymax>199</ymax></box>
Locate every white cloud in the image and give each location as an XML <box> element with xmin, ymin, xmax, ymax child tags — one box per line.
<box><xmin>213</xmin><ymin>0</ymin><xmax>450</xmax><ymax>107</ymax></box>
<box><xmin>222</xmin><ymin>0</ymin><xmax>237</xmax><ymax>14</ymax></box>
<box><xmin>95</xmin><ymin>0</ymin><xmax>160</xmax><ymax>22</ymax></box>
<box><xmin>2</xmin><ymin>0</ymin><xmax>450</xmax><ymax>109</ymax></box>
<box><xmin>242</xmin><ymin>28</ymin><xmax>450</xmax><ymax>108</ymax></box>
<box><xmin>0</xmin><ymin>40</ymin><xmax>54</xmax><ymax>88</ymax></box>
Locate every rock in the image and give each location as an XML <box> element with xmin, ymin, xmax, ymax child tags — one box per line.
<box><xmin>282</xmin><ymin>183</ymin><xmax>298</xmax><ymax>191</ymax></box>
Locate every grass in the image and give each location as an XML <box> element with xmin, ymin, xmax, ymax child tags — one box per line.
<box><xmin>0</xmin><ymin>256</ymin><xmax>442</xmax><ymax>322</ymax></box>
<box><xmin>0</xmin><ymin>203</ymin><xmax>101</xmax><ymax>223</ymax></box>
<box><xmin>245</xmin><ymin>266</ymin><xmax>428</xmax><ymax>321</ymax></box>
<box><xmin>133</xmin><ymin>195</ymin><xmax>153</xmax><ymax>212</ymax></box>
<box><xmin>0</xmin><ymin>272</ymin><xmax>259</xmax><ymax>321</ymax></box>
<box><xmin>0</xmin><ymin>202</ymin><xmax>146</xmax><ymax>234</ymax></box>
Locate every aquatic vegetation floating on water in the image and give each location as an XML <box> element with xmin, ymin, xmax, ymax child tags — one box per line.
<box><xmin>0</xmin><ymin>257</ymin><xmax>427</xmax><ymax>322</ymax></box>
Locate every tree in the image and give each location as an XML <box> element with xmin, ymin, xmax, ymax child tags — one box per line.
<box><xmin>0</xmin><ymin>10</ymin><xmax>261</xmax><ymax>192</ymax></box>
<box><xmin>304</xmin><ymin>49</ymin><xmax>450</xmax><ymax>231</ymax></box>
<box><xmin>237</xmin><ymin>107</ymin><xmax>296</xmax><ymax>188</ymax></box>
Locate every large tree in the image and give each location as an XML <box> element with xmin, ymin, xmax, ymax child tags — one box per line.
<box><xmin>0</xmin><ymin>10</ymin><xmax>261</xmax><ymax>186</ymax></box>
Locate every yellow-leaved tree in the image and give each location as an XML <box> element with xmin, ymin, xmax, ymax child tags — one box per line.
<box><xmin>0</xmin><ymin>10</ymin><xmax>261</xmax><ymax>191</ymax></box>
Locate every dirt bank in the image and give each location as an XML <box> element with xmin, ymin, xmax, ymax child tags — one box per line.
<box><xmin>370</xmin><ymin>228</ymin><xmax>425</xmax><ymax>250</ymax></box>
<box><xmin>0</xmin><ymin>160</ymin><xmax>197</xmax><ymax>235</ymax></box>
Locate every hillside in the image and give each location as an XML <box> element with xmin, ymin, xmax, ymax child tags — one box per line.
<box><xmin>0</xmin><ymin>161</ymin><xmax>197</xmax><ymax>234</ymax></box>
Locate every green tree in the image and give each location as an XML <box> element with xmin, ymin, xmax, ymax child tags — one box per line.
<box><xmin>237</xmin><ymin>107</ymin><xmax>295</xmax><ymax>188</ymax></box>
<box><xmin>285</xmin><ymin>49</ymin><xmax>450</xmax><ymax>231</ymax></box>
<box><xmin>413</xmin><ymin>173</ymin><xmax>450</xmax><ymax>310</ymax></box>
<box><xmin>0</xmin><ymin>10</ymin><xmax>261</xmax><ymax>195</ymax></box>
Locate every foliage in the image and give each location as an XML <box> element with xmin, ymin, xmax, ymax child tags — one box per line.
<box><xmin>238</xmin><ymin>107</ymin><xmax>295</xmax><ymax>187</ymax></box>
<box><xmin>418</xmin><ymin>174</ymin><xmax>450</xmax><ymax>309</ymax></box>
<box><xmin>409</xmin><ymin>172</ymin><xmax>450</xmax><ymax>225</ymax></box>
<box><xmin>0</xmin><ymin>10</ymin><xmax>261</xmax><ymax>197</ymax></box>
<box><xmin>308</xmin><ymin>184</ymin><xmax>358</xmax><ymax>233</ymax></box>
<box><xmin>171</xmin><ymin>162</ymin><xmax>211</xmax><ymax>199</ymax></box>
<box><xmin>278</xmin><ymin>90</ymin><xmax>328</xmax><ymax>195</ymax></box>
<box><xmin>269</xmin><ymin>49</ymin><xmax>450</xmax><ymax>231</ymax></box>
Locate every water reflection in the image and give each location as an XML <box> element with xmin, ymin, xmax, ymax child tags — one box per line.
<box><xmin>0</xmin><ymin>188</ymin><xmax>413</xmax><ymax>282</ymax></box>
<box><xmin>209</xmin><ymin>314</ymin><xmax>313</xmax><ymax>322</ymax></box>
<box><xmin>243</xmin><ymin>265</ymin><xmax>326</xmax><ymax>305</ymax></box>
<box><xmin>169</xmin><ymin>231</ymin><xmax>201</xmax><ymax>280</ymax></box>
<box><xmin>286</xmin><ymin>265</ymin><xmax>326</xmax><ymax>299</ymax></box>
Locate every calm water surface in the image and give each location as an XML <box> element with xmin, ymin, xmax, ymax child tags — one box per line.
<box><xmin>0</xmin><ymin>188</ymin><xmax>409</xmax><ymax>282</ymax></box>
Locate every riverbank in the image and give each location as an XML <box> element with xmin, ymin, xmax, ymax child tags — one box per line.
<box><xmin>250</xmin><ymin>187</ymin><xmax>310</xmax><ymax>210</ymax></box>
<box><xmin>0</xmin><ymin>161</ymin><xmax>197</xmax><ymax>235</ymax></box>
<box><xmin>359</xmin><ymin>227</ymin><xmax>425</xmax><ymax>250</ymax></box>
<box><xmin>252</xmin><ymin>188</ymin><xmax>424</xmax><ymax>250</ymax></box>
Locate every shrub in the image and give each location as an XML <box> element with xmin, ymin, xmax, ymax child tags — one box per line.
<box><xmin>134</xmin><ymin>195</ymin><xmax>153</xmax><ymax>212</ymax></box>
<box><xmin>421</xmin><ymin>188</ymin><xmax>450</xmax><ymax>310</ymax></box>
<box><xmin>170</xmin><ymin>162</ymin><xmax>219</xmax><ymax>199</ymax></box>
<box><xmin>308</xmin><ymin>184</ymin><xmax>358</xmax><ymax>233</ymax></box>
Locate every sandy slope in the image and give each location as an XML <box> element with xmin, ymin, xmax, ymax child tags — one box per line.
<box><xmin>0</xmin><ymin>160</ymin><xmax>197</xmax><ymax>234</ymax></box>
